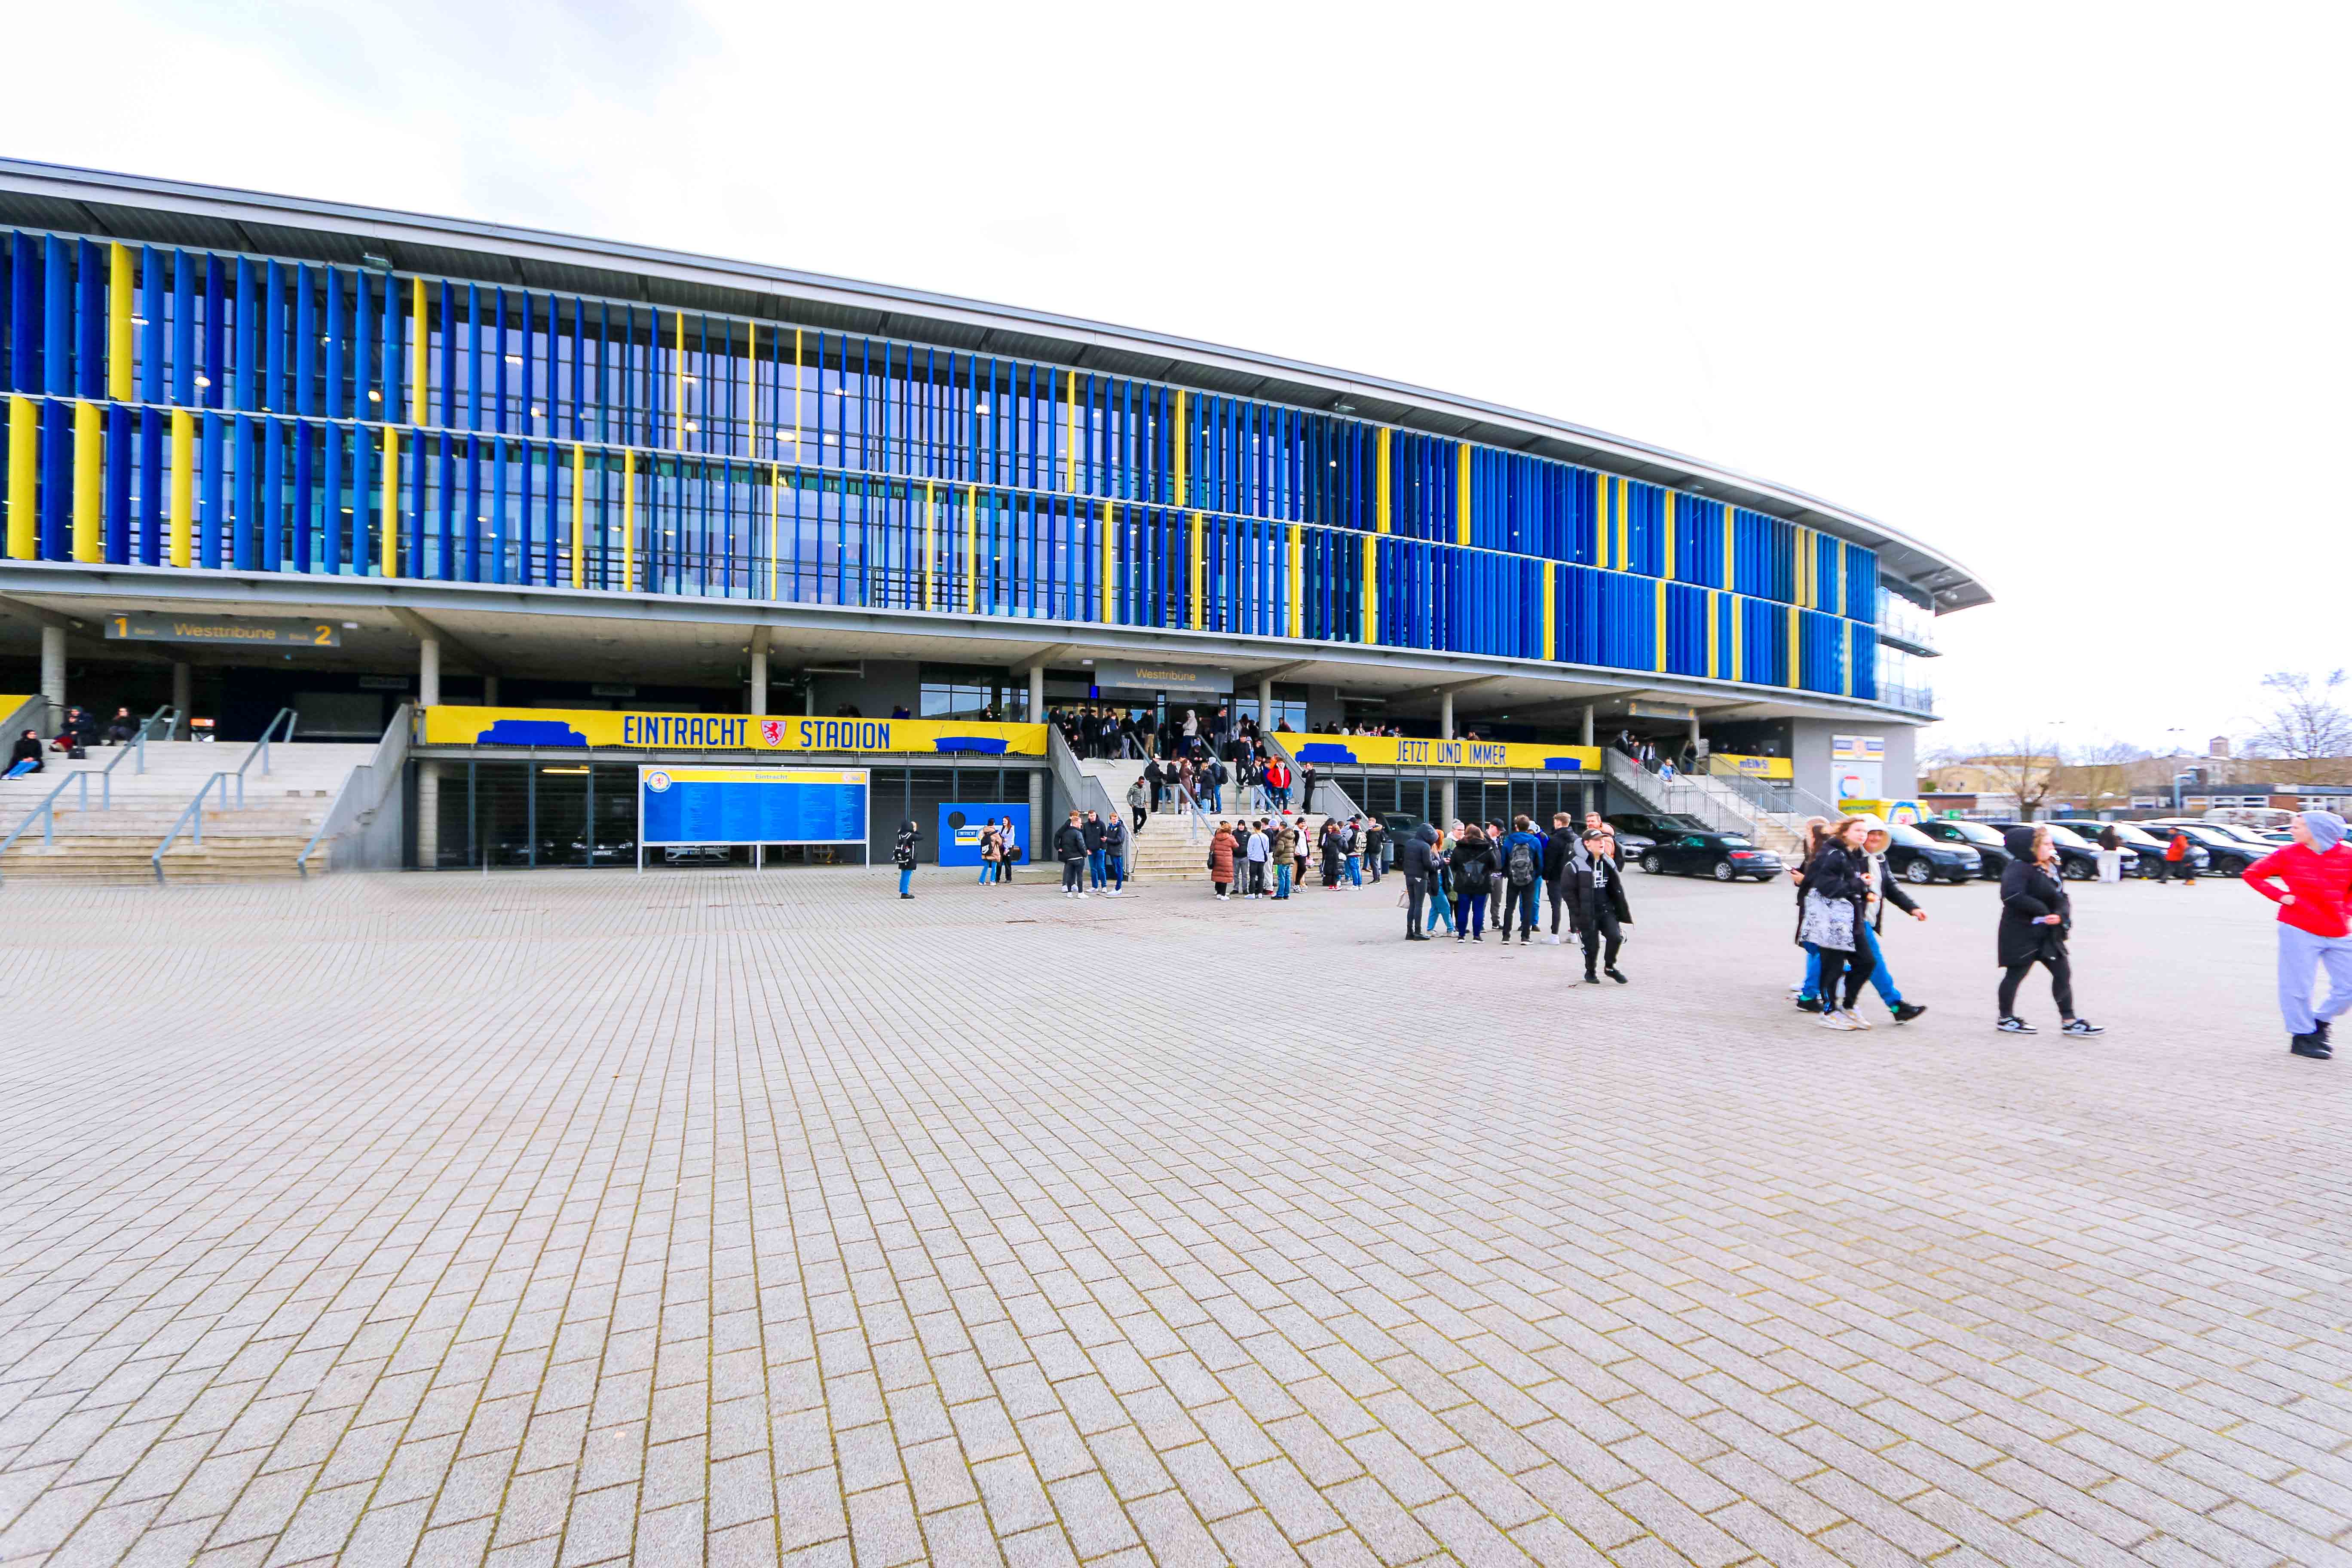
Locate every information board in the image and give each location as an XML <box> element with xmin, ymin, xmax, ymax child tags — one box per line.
<box><xmin>638</xmin><ymin>766</ymin><xmax>869</xmax><ymax>847</ymax></box>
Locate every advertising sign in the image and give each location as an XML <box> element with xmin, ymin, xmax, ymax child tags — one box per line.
<box><xmin>421</xmin><ymin>705</ymin><xmax>1046</xmax><ymax>756</ymax></box>
<box><xmin>638</xmin><ymin>766</ymin><xmax>869</xmax><ymax>848</ymax></box>
<box><xmin>1839</xmin><ymin>798</ymin><xmax>1924</xmax><ymax>825</ymax></box>
<box><xmin>1831</xmin><ymin>734</ymin><xmax>1885</xmax><ymax>762</ymax></box>
<box><xmin>1281</xmin><ymin>734</ymin><xmax>1601</xmax><ymax>772</ymax></box>
<box><xmin>1718</xmin><ymin>753</ymin><xmax>1794</xmax><ymax>780</ymax></box>
<box><xmin>105</xmin><ymin>613</ymin><xmax>340</xmax><ymax>648</ymax></box>
<box><xmin>937</xmin><ymin>803</ymin><xmax>1031</xmax><ymax>868</ymax></box>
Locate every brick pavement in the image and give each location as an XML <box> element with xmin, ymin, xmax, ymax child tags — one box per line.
<box><xmin>0</xmin><ymin>863</ymin><xmax>2346</xmax><ymax>1568</ymax></box>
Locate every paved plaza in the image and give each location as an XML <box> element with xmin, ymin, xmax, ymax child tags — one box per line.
<box><xmin>1</xmin><ymin>863</ymin><xmax>2347</xmax><ymax>1568</ymax></box>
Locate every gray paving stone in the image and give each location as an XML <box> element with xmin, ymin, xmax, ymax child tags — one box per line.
<box><xmin>0</xmin><ymin>867</ymin><xmax>2345</xmax><ymax>1568</ymax></box>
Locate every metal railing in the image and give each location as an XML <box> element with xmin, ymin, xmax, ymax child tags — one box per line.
<box><xmin>0</xmin><ymin>706</ymin><xmax>182</xmax><ymax>879</ymax></box>
<box><xmin>151</xmin><ymin>708</ymin><xmax>296</xmax><ymax>882</ymax></box>
<box><xmin>297</xmin><ymin>705</ymin><xmax>413</xmax><ymax>878</ymax></box>
<box><xmin>1260</xmin><ymin>732</ymin><xmax>1365</xmax><ymax>825</ymax></box>
<box><xmin>1045</xmin><ymin>727</ymin><xmax>1131</xmax><ymax>876</ymax></box>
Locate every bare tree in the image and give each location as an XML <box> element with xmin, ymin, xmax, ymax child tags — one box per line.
<box><xmin>2061</xmin><ymin>740</ymin><xmax>2147</xmax><ymax>815</ymax></box>
<box><xmin>1969</xmin><ymin>738</ymin><xmax>2067</xmax><ymax>820</ymax></box>
<box><xmin>2248</xmin><ymin>670</ymin><xmax>2352</xmax><ymax>785</ymax></box>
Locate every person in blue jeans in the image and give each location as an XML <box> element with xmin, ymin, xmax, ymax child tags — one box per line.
<box><xmin>1803</xmin><ymin>824</ymin><xmax>1929</xmax><ymax>1020</ymax></box>
<box><xmin>894</xmin><ymin>818</ymin><xmax>919</xmax><ymax>899</ymax></box>
<box><xmin>1345</xmin><ymin>818</ymin><xmax>1364</xmax><ymax>887</ymax></box>
<box><xmin>1083</xmin><ymin>811</ymin><xmax>1108</xmax><ymax>890</ymax></box>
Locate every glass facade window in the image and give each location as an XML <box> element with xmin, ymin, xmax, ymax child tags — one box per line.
<box><xmin>0</xmin><ymin>223</ymin><xmax>1899</xmax><ymax>704</ymax></box>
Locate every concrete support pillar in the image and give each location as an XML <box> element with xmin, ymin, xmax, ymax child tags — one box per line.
<box><xmin>749</xmin><ymin>647</ymin><xmax>769</xmax><ymax>716</ymax></box>
<box><xmin>1581</xmin><ymin>705</ymin><xmax>1596</xmax><ymax>747</ymax></box>
<box><xmin>171</xmin><ymin>661</ymin><xmax>191</xmax><ymax>740</ymax></box>
<box><xmin>1257</xmin><ymin>677</ymin><xmax>1272</xmax><ymax>733</ymax></box>
<box><xmin>1688</xmin><ymin>713</ymin><xmax>1703</xmax><ymax>767</ymax></box>
<box><xmin>1439</xmin><ymin>691</ymin><xmax>1457</xmax><ymax>825</ymax></box>
<box><xmin>416</xmin><ymin>637</ymin><xmax>442</xmax><ymax>870</ymax></box>
<box><xmin>1026</xmin><ymin>664</ymin><xmax>1046</xmax><ymax>836</ymax></box>
<box><xmin>483</xmin><ymin>675</ymin><xmax>500</xmax><ymax>706</ymax></box>
<box><xmin>39</xmin><ymin>624</ymin><xmax>65</xmax><ymax>734</ymax></box>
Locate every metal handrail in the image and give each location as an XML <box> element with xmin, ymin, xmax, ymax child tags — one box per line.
<box><xmin>149</xmin><ymin>709</ymin><xmax>294</xmax><ymax>882</ymax></box>
<box><xmin>0</xmin><ymin>770</ymin><xmax>95</xmax><ymax>876</ymax></box>
<box><xmin>151</xmin><ymin>771</ymin><xmax>242</xmax><ymax>881</ymax></box>
<box><xmin>1260</xmin><ymin>732</ymin><xmax>1364</xmax><ymax>825</ymax></box>
<box><xmin>89</xmin><ymin>706</ymin><xmax>179</xmax><ymax>805</ymax></box>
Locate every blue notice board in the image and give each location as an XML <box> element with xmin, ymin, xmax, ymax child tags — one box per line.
<box><xmin>937</xmin><ymin>803</ymin><xmax>1030</xmax><ymax>868</ymax></box>
<box><xmin>639</xmin><ymin>766</ymin><xmax>869</xmax><ymax>845</ymax></box>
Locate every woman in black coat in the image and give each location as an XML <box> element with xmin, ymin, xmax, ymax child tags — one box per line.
<box><xmin>1449</xmin><ymin>827</ymin><xmax>1496</xmax><ymax>941</ymax></box>
<box><xmin>8</xmin><ymin>729</ymin><xmax>42</xmax><ymax>778</ymax></box>
<box><xmin>1797</xmin><ymin>818</ymin><xmax>1876</xmax><ymax>1027</ymax></box>
<box><xmin>1997</xmin><ymin>826</ymin><xmax>2103</xmax><ymax>1036</ymax></box>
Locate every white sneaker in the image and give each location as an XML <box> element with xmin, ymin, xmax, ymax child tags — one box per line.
<box><xmin>1847</xmin><ymin>1012</ymin><xmax>1873</xmax><ymax>1028</ymax></box>
<box><xmin>1819</xmin><ymin>1010</ymin><xmax>1852</xmax><ymax>1030</ymax></box>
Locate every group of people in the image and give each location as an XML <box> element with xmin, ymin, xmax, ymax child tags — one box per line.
<box><xmin>1390</xmin><ymin>812</ymin><xmax>1635</xmax><ymax>982</ymax></box>
<box><xmin>1046</xmin><ymin>810</ymin><xmax>1130</xmax><ymax>897</ymax></box>
<box><xmin>1198</xmin><ymin>814</ymin><xmax>1384</xmax><ymax>900</ymax></box>
<box><xmin>1133</xmin><ymin>751</ymin><xmax>1314</xmax><ymax>824</ymax></box>
<box><xmin>1788</xmin><ymin>815</ymin><xmax>1937</xmax><ymax>1030</ymax></box>
<box><xmin>1050</xmin><ymin>703</ymin><xmax>1304</xmax><ymax>764</ymax></box>
<box><xmin>6</xmin><ymin>706</ymin><xmax>146</xmax><ymax>780</ymax></box>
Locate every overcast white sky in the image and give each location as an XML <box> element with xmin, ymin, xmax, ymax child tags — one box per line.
<box><xmin>11</xmin><ymin>1</ymin><xmax>2346</xmax><ymax>753</ymax></box>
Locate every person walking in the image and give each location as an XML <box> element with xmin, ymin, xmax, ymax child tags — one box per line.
<box><xmin>1142</xmin><ymin>756</ymin><xmax>1166</xmax><ymax>815</ymax></box>
<box><xmin>1244</xmin><ymin>819</ymin><xmax>1271</xmax><ymax>897</ymax></box>
<box><xmin>1083</xmin><ymin>811</ymin><xmax>1108</xmax><ymax>891</ymax></box>
<box><xmin>1099</xmin><ymin>812</ymin><xmax>1128</xmax><ymax>897</ymax></box>
<box><xmin>1127</xmin><ymin>778</ymin><xmax>1147</xmax><ymax>834</ymax></box>
<box><xmin>2095</xmin><ymin>823</ymin><xmax>2125</xmax><ymax>884</ymax></box>
<box><xmin>1498</xmin><ymin>814</ymin><xmax>1547</xmax><ymax>946</ymax></box>
<box><xmin>1858</xmin><ymin>824</ymin><xmax>1930</xmax><ymax>1023</ymax></box>
<box><xmin>1400</xmin><ymin>823</ymin><xmax>1437</xmax><ymax>940</ymax></box>
<box><xmin>2160</xmin><ymin>827</ymin><xmax>2196</xmax><ymax>885</ymax></box>
<box><xmin>1054</xmin><ymin>812</ymin><xmax>1089</xmax><ymax>898</ymax></box>
<box><xmin>1271</xmin><ymin>815</ymin><xmax>1298</xmax><ymax>899</ymax></box>
<box><xmin>894</xmin><ymin>818</ymin><xmax>920</xmax><ymax>899</ymax></box>
<box><xmin>1798</xmin><ymin>817</ymin><xmax>1877</xmax><ymax>1030</ymax></box>
<box><xmin>2243</xmin><ymin>810</ymin><xmax>2352</xmax><ymax>1059</ymax></box>
<box><xmin>1451</xmin><ymin>824</ymin><xmax>1495</xmax><ymax>941</ymax></box>
<box><xmin>1997</xmin><ymin>825</ymin><xmax>2105</xmax><ymax>1036</ymax></box>
<box><xmin>1208</xmin><ymin>820</ymin><xmax>1238</xmax><ymax>901</ymax></box>
<box><xmin>1543</xmin><ymin>812</ymin><xmax>1578</xmax><ymax>944</ymax></box>
<box><xmin>1425</xmin><ymin>823</ymin><xmax>1459</xmax><ymax>935</ymax></box>
<box><xmin>1567</xmin><ymin>827</ymin><xmax>1634</xmax><ymax>982</ymax></box>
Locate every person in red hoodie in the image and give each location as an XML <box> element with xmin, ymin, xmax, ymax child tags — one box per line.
<box><xmin>2243</xmin><ymin>810</ymin><xmax>2352</xmax><ymax>1060</ymax></box>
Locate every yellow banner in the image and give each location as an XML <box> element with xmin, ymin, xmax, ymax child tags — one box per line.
<box><xmin>0</xmin><ymin>694</ymin><xmax>39</xmax><ymax>722</ymax></box>
<box><xmin>1282</xmin><ymin>734</ymin><xmax>1601</xmax><ymax>773</ymax></box>
<box><xmin>1716</xmin><ymin>753</ymin><xmax>1793</xmax><ymax>781</ymax></box>
<box><xmin>420</xmin><ymin>705</ymin><xmax>1047</xmax><ymax>757</ymax></box>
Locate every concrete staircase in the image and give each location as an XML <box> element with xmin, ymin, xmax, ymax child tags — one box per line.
<box><xmin>0</xmin><ymin>740</ymin><xmax>377</xmax><ymax>885</ymax></box>
<box><xmin>1123</xmin><ymin>805</ymin><xmax>1329</xmax><ymax>885</ymax></box>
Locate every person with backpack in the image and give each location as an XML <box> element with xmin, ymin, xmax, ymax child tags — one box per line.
<box><xmin>1997</xmin><ymin>825</ymin><xmax>2104</xmax><ymax>1036</ymax></box>
<box><xmin>1498</xmin><ymin>815</ymin><xmax>1547</xmax><ymax>946</ymax></box>
<box><xmin>1099</xmin><ymin>813</ymin><xmax>1127</xmax><ymax>897</ymax></box>
<box><xmin>977</xmin><ymin>819</ymin><xmax>1001</xmax><ymax>884</ymax></box>
<box><xmin>1054</xmin><ymin>812</ymin><xmax>1089</xmax><ymax>897</ymax></box>
<box><xmin>1567</xmin><ymin>827</ymin><xmax>1634</xmax><ymax>982</ymax></box>
<box><xmin>1271</xmin><ymin>815</ymin><xmax>1298</xmax><ymax>899</ymax></box>
<box><xmin>2242</xmin><ymin>810</ymin><xmax>2352</xmax><ymax>1059</ymax></box>
<box><xmin>893</xmin><ymin>818</ymin><xmax>920</xmax><ymax>899</ymax></box>
<box><xmin>1450</xmin><ymin>824</ymin><xmax>1495</xmax><ymax>941</ymax></box>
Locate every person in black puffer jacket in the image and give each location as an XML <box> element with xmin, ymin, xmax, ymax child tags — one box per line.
<box><xmin>1997</xmin><ymin>825</ymin><xmax>2103</xmax><ymax>1036</ymax></box>
<box><xmin>1797</xmin><ymin>818</ymin><xmax>1876</xmax><ymax>1028</ymax></box>
<box><xmin>1450</xmin><ymin>827</ymin><xmax>1496</xmax><ymax>941</ymax></box>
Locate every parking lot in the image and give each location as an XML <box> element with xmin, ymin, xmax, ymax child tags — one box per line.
<box><xmin>0</xmin><ymin>863</ymin><xmax>2345</xmax><ymax>1568</ymax></box>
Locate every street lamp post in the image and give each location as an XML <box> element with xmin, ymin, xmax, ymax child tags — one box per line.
<box><xmin>2173</xmin><ymin>771</ymin><xmax>2196</xmax><ymax>815</ymax></box>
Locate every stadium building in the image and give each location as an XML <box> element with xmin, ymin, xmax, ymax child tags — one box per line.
<box><xmin>0</xmin><ymin>161</ymin><xmax>1985</xmax><ymax>876</ymax></box>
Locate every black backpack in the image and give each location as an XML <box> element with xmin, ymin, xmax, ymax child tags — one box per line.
<box><xmin>1507</xmin><ymin>841</ymin><xmax>1535</xmax><ymax>888</ymax></box>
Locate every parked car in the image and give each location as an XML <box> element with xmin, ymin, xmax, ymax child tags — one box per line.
<box><xmin>1879</xmin><ymin>822</ymin><xmax>1981</xmax><ymax>885</ymax></box>
<box><xmin>1983</xmin><ymin>821</ymin><xmax>2125</xmax><ymax>881</ymax></box>
<box><xmin>1914</xmin><ymin>818</ymin><xmax>2013</xmax><ymax>879</ymax></box>
<box><xmin>2049</xmin><ymin>820</ymin><xmax>2201</xmax><ymax>879</ymax></box>
<box><xmin>1607</xmin><ymin>811</ymin><xmax>1712</xmax><ymax>842</ymax></box>
<box><xmin>1636</xmin><ymin>830</ymin><xmax>1785</xmax><ymax>882</ymax></box>
<box><xmin>2142</xmin><ymin>821</ymin><xmax>2266</xmax><ymax>876</ymax></box>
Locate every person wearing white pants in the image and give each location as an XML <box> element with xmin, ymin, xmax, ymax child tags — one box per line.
<box><xmin>2094</xmin><ymin>823</ymin><xmax>2124</xmax><ymax>883</ymax></box>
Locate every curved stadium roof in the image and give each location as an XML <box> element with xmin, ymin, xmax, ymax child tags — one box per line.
<box><xmin>0</xmin><ymin>157</ymin><xmax>1988</xmax><ymax>614</ymax></box>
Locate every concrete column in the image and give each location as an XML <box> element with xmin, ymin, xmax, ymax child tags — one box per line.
<box><xmin>749</xmin><ymin>647</ymin><xmax>769</xmax><ymax>716</ymax></box>
<box><xmin>171</xmin><ymin>662</ymin><xmax>191</xmax><ymax>740</ymax></box>
<box><xmin>416</xmin><ymin>637</ymin><xmax>442</xmax><ymax>869</ymax></box>
<box><xmin>39</xmin><ymin>624</ymin><xmax>65</xmax><ymax>734</ymax></box>
<box><xmin>805</xmin><ymin>680</ymin><xmax>817</xmax><ymax>717</ymax></box>
<box><xmin>483</xmin><ymin>675</ymin><xmax>500</xmax><ymax>706</ymax></box>
<box><xmin>1257</xmin><ymin>676</ymin><xmax>1272</xmax><ymax>732</ymax></box>
<box><xmin>1439</xmin><ymin>692</ymin><xmax>1457</xmax><ymax>825</ymax></box>
<box><xmin>1026</xmin><ymin>664</ymin><xmax>1046</xmax><ymax>837</ymax></box>
<box><xmin>1580</xmin><ymin>705</ymin><xmax>1595</xmax><ymax>747</ymax></box>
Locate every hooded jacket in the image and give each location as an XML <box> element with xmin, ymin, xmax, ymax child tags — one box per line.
<box><xmin>893</xmin><ymin>821</ymin><xmax>919</xmax><ymax>870</ymax></box>
<box><xmin>2244</xmin><ymin>841</ymin><xmax>2352</xmax><ymax>938</ymax></box>
<box><xmin>1400</xmin><ymin>825</ymin><xmax>1438</xmax><ymax>879</ymax></box>
<box><xmin>1998</xmin><ymin>826</ymin><xmax>2071</xmax><ymax>966</ymax></box>
<box><xmin>1564</xmin><ymin>841</ymin><xmax>1634</xmax><ymax>929</ymax></box>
